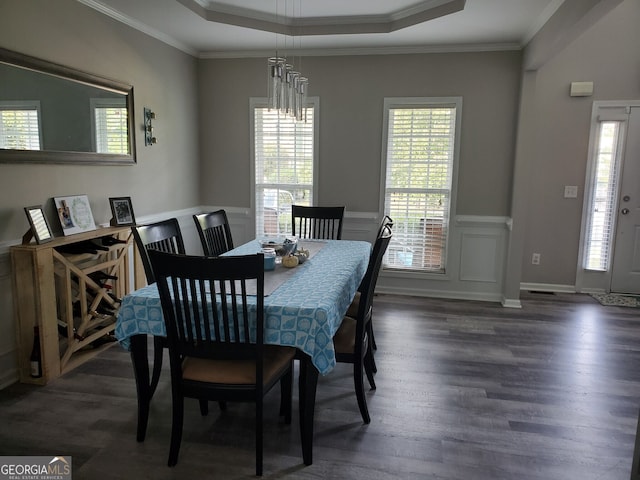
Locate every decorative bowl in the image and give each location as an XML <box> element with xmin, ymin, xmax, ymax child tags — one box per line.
<box><xmin>261</xmin><ymin>236</ymin><xmax>298</xmax><ymax>256</ymax></box>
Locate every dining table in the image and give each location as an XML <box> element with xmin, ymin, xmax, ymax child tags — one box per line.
<box><xmin>114</xmin><ymin>238</ymin><xmax>371</xmax><ymax>466</ymax></box>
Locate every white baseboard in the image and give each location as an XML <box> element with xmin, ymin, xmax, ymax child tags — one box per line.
<box><xmin>501</xmin><ymin>298</ymin><xmax>522</xmax><ymax>308</ymax></box>
<box><xmin>520</xmin><ymin>283</ymin><xmax>577</xmax><ymax>293</ymax></box>
<box><xmin>376</xmin><ymin>285</ymin><xmax>504</xmax><ymax>303</ymax></box>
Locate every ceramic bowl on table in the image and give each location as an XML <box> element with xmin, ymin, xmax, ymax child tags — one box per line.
<box><xmin>260</xmin><ymin>236</ymin><xmax>298</xmax><ymax>257</ymax></box>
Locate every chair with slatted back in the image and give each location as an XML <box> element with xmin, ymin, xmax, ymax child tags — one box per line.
<box><xmin>193</xmin><ymin>209</ymin><xmax>234</xmax><ymax>257</ymax></box>
<box><xmin>131</xmin><ymin>218</ymin><xmax>186</xmax><ymax>395</ymax></box>
<box><xmin>375</xmin><ymin>215</ymin><xmax>394</xmax><ymax>241</ymax></box>
<box><xmin>148</xmin><ymin>250</ymin><xmax>296</xmax><ymax>475</ymax></box>
<box><xmin>291</xmin><ymin>205</ymin><xmax>345</xmax><ymax>240</ymax></box>
<box><xmin>333</xmin><ymin>223</ymin><xmax>392</xmax><ymax>424</ymax></box>
<box><xmin>346</xmin><ymin>216</ymin><xmax>393</xmax><ymax>366</ymax></box>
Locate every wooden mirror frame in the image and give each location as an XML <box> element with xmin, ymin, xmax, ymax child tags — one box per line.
<box><xmin>0</xmin><ymin>47</ymin><xmax>136</xmax><ymax>165</ymax></box>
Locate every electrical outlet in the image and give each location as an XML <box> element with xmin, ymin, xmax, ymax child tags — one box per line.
<box><xmin>532</xmin><ymin>253</ymin><xmax>541</xmax><ymax>265</ymax></box>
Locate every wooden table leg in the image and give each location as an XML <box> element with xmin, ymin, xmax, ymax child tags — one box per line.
<box><xmin>130</xmin><ymin>334</ymin><xmax>151</xmax><ymax>442</ymax></box>
<box><xmin>299</xmin><ymin>355</ymin><xmax>319</xmax><ymax>466</ymax></box>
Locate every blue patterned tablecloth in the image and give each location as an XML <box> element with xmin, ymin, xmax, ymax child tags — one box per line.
<box><xmin>115</xmin><ymin>239</ymin><xmax>370</xmax><ymax>375</ymax></box>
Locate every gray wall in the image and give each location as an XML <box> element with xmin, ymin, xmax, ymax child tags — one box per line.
<box><xmin>0</xmin><ymin>0</ymin><xmax>200</xmax><ymax>242</ymax></box>
<box><xmin>198</xmin><ymin>52</ymin><xmax>522</xmax><ymax>217</ymax></box>
<box><xmin>0</xmin><ymin>0</ymin><xmax>638</xmax><ymax>288</ymax></box>
<box><xmin>518</xmin><ymin>0</ymin><xmax>640</xmax><ymax>287</ymax></box>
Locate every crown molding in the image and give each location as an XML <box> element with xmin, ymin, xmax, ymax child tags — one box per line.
<box><xmin>198</xmin><ymin>42</ymin><xmax>522</xmax><ymax>60</ymax></box>
<box><xmin>178</xmin><ymin>0</ymin><xmax>466</xmax><ymax>36</ymax></box>
<box><xmin>77</xmin><ymin>0</ymin><xmax>198</xmax><ymax>56</ymax></box>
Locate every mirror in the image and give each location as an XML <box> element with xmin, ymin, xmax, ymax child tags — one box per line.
<box><xmin>0</xmin><ymin>47</ymin><xmax>135</xmax><ymax>165</ymax></box>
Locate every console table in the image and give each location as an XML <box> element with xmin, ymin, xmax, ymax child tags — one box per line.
<box><xmin>11</xmin><ymin>226</ymin><xmax>133</xmax><ymax>384</ymax></box>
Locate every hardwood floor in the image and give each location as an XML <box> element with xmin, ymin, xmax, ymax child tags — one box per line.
<box><xmin>1</xmin><ymin>292</ymin><xmax>640</xmax><ymax>479</ymax></box>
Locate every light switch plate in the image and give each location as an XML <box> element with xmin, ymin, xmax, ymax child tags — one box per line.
<box><xmin>564</xmin><ymin>185</ymin><xmax>578</xmax><ymax>198</ymax></box>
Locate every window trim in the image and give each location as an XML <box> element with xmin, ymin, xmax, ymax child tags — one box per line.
<box><xmin>250</xmin><ymin>96</ymin><xmax>320</xmax><ymax>239</ymax></box>
<box><xmin>90</xmin><ymin>97</ymin><xmax>128</xmax><ymax>154</ymax></box>
<box><xmin>582</xmin><ymin>118</ymin><xmax>625</xmax><ymax>272</ymax></box>
<box><xmin>379</xmin><ymin>96</ymin><xmax>463</xmax><ymax>273</ymax></box>
<box><xmin>0</xmin><ymin>100</ymin><xmax>43</xmax><ymax>150</ymax></box>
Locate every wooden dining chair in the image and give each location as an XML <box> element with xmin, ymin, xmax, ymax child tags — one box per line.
<box><xmin>193</xmin><ymin>209</ymin><xmax>234</xmax><ymax>256</ymax></box>
<box><xmin>347</xmin><ymin>215</ymin><xmax>394</xmax><ymax>365</ymax></box>
<box><xmin>148</xmin><ymin>250</ymin><xmax>296</xmax><ymax>476</ymax></box>
<box><xmin>333</xmin><ymin>223</ymin><xmax>392</xmax><ymax>424</ymax></box>
<box><xmin>291</xmin><ymin>205</ymin><xmax>345</xmax><ymax>240</ymax></box>
<box><xmin>375</xmin><ymin>215</ymin><xmax>394</xmax><ymax>242</ymax></box>
<box><xmin>131</xmin><ymin>218</ymin><xmax>185</xmax><ymax>395</ymax></box>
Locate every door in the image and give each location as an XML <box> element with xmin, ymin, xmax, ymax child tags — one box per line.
<box><xmin>611</xmin><ymin>106</ymin><xmax>640</xmax><ymax>294</ymax></box>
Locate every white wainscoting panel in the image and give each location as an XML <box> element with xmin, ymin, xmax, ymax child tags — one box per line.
<box><xmin>0</xmin><ymin>252</ymin><xmax>18</xmax><ymax>389</ymax></box>
<box><xmin>377</xmin><ymin>215</ymin><xmax>510</xmax><ymax>302</ymax></box>
<box><xmin>459</xmin><ymin>233</ymin><xmax>500</xmax><ymax>283</ymax></box>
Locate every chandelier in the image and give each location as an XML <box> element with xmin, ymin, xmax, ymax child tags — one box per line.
<box><xmin>267</xmin><ymin>1</ymin><xmax>308</xmax><ymax>122</ymax></box>
<box><xmin>267</xmin><ymin>58</ymin><xmax>308</xmax><ymax>121</ymax></box>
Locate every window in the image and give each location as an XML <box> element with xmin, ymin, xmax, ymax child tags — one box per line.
<box><xmin>583</xmin><ymin>120</ymin><xmax>624</xmax><ymax>271</ymax></box>
<box><xmin>91</xmin><ymin>98</ymin><xmax>128</xmax><ymax>154</ymax></box>
<box><xmin>0</xmin><ymin>101</ymin><xmax>42</xmax><ymax>150</ymax></box>
<box><xmin>252</xmin><ymin>98</ymin><xmax>317</xmax><ymax>236</ymax></box>
<box><xmin>381</xmin><ymin>98</ymin><xmax>461</xmax><ymax>272</ymax></box>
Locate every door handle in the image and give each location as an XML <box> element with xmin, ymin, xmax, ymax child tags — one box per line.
<box><xmin>621</xmin><ymin>208</ymin><xmax>630</xmax><ymax>215</ymax></box>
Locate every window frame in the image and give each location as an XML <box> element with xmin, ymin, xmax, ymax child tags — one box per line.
<box><xmin>0</xmin><ymin>100</ymin><xmax>43</xmax><ymax>151</ymax></box>
<box><xmin>379</xmin><ymin>97</ymin><xmax>462</xmax><ymax>274</ymax></box>
<box><xmin>90</xmin><ymin>97</ymin><xmax>129</xmax><ymax>154</ymax></box>
<box><xmin>250</xmin><ymin>96</ymin><xmax>320</xmax><ymax>238</ymax></box>
<box><xmin>582</xmin><ymin>118</ymin><xmax>625</xmax><ymax>272</ymax></box>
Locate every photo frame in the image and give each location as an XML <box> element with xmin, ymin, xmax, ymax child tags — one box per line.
<box><xmin>53</xmin><ymin>195</ymin><xmax>96</xmax><ymax>235</ymax></box>
<box><xmin>109</xmin><ymin>197</ymin><xmax>136</xmax><ymax>226</ymax></box>
<box><xmin>24</xmin><ymin>205</ymin><xmax>53</xmax><ymax>244</ymax></box>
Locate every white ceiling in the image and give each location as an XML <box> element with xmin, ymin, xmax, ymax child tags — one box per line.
<box><xmin>79</xmin><ymin>0</ymin><xmax>566</xmax><ymax>58</ymax></box>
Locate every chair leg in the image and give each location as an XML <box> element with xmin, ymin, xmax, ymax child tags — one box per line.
<box><xmin>364</xmin><ymin>346</ymin><xmax>377</xmax><ymax>390</ymax></box>
<box><xmin>150</xmin><ymin>336</ymin><xmax>165</xmax><ymax>395</ymax></box>
<box><xmin>279</xmin><ymin>361</ymin><xmax>293</xmax><ymax>424</ymax></box>
<box><xmin>256</xmin><ymin>399</ymin><xmax>263</xmax><ymax>476</ymax></box>
<box><xmin>168</xmin><ymin>389</ymin><xmax>184</xmax><ymax>467</ymax></box>
<box><xmin>353</xmin><ymin>360</ymin><xmax>371</xmax><ymax>424</ymax></box>
<box><xmin>218</xmin><ymin>401</ymin><xmax>227</xmax><ymax>411</ymax></box>
<box><xmin>370</xmin><ymin>318</ymin><xmax>377</xmax><ymax>351</ymax></box>
<box><xmin>199</xmin><ymin>399</ymin><xmax>209</xmax><ymax>416</ymax></box>
<box><xmin>368</xmin><ymin>323</ymin><xmax>378</xmax><ymax>374</ymax></box>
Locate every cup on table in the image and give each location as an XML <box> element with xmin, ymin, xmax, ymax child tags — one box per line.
<box><xmin>262</xmin><ymin>248</ymin><xmax>276</xmax><ymax>271</ymax></box>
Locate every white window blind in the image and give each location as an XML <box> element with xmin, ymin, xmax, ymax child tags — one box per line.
<box><xmin>94</xmin><ymin>105</ymin><xmax>128</xmax><ymax>154</ymax></box>
<box><xmin>383</xmin><ymin>102</ymin><xmax>458</xmax><ymax>272</ymax></box>
<box><xmin>254</xmin><ymin>105</ymin><xmax>315</xmax><ymax>236</ymax></box>
<box><xmin>0</xmin><ymin>102</ymin><xmax>41</xmax><ymax>150</ymax></box>
<box><xmin>584</xmin><ymin>120</ymin><xmax>623</xmax><ymax>271</ymax></box>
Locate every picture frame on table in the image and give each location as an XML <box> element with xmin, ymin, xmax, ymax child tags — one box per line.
<box><xmin>53</xmin><ymin>194</ymin><xmax>97</xmax><ymax>236</ymax></box>
<box><xmin>109</xmin><ymin>196</ymin><xmax>136</xmax><ymax>226</ymax></box>
<box><xmin>23</xmin><ymin>205</ymin><xmax>53</xmax><ymax>244</ymax></box>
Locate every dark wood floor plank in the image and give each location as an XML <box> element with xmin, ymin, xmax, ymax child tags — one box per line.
<box><xmin>1</xmin><ymin>292</ymin><xmax>639</xmax><ymax>479</ymax></box>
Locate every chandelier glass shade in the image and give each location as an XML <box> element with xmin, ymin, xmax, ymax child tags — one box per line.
<box><xmin>267</xmin><ymin>56</ymin><xmax>308</xmax><ymax>122</ymax></box>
